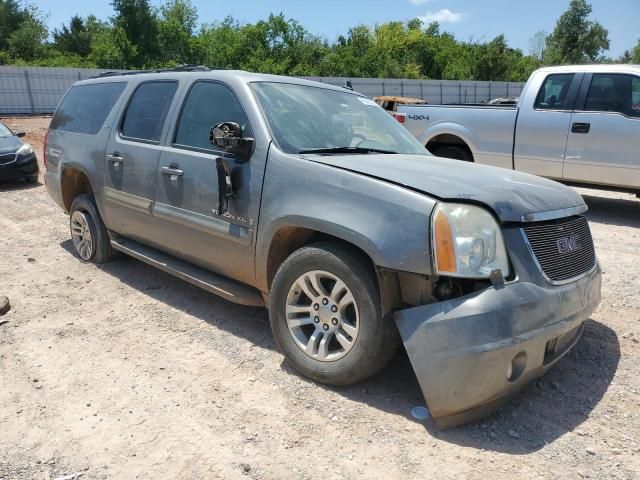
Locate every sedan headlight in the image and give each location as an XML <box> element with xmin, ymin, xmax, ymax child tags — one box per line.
<box><xmin>16</xmin><ymin>143</ymin><xmax>34</xmax><ymax>156</ymax></box>
<box><xmin>432</xmin><ymin>203</ymin><xmax>510</xmax><ymax>278</ymax></box>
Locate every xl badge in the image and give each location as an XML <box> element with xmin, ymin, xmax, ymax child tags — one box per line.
<box><xmin>557</xmin><ymin>234</ymin><xmax>579</xmax><ymax>254</ymax></box>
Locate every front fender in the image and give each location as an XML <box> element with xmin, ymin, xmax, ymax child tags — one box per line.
<box><xmin>255</xmin><ymin>149</ymin><xmax>437</xmax><ymax>291</ymax></box>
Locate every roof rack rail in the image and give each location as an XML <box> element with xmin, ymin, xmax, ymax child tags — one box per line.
<box><xmin>93</xmin><ymin>65</ymin><xmax>222</xmax><ymax>79</ymax></box>
<box><xmin>172</xmin><ymin>64</ymin><xmax>211</xmax><ymax>72</ymax></box>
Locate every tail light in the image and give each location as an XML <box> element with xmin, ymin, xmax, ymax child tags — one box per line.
<box><xmin>393</xmin><ymin>112</ymin><xmax>407</xmax><ymax>125</ymax></box>
<box><xmin>43</xmin><ymin>129</ymin><xmax>49</xmax><ymax>166</ymax></box>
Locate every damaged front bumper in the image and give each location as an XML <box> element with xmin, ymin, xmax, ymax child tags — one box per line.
<box><xmin>394</xmin><ymin>264</ymin><xmax>601</xmax><ymax>428</ymax></box>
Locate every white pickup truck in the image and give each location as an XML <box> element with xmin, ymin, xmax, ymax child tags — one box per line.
<box><xmin>400</xmin><ymin>65</ymin><xmax>640</xmax><ymax>194</ymax></box>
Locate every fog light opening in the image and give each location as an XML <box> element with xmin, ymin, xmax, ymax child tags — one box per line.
<box><xmin>507</xmin><ymin>351</ymin><xmax>527</xmax><ymax>382</ymax></box>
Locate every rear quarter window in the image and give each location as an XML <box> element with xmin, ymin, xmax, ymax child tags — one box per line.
<box><xmin>50</xmin><ymin>82</ymin><xmax>126</xmax><ymax>134</ymax></box>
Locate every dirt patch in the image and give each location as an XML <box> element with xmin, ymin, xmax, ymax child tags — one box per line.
<box><xmin>1</xmin><ymin>117</ymin><xmax>639</xmax><ymax>479</ymax></box>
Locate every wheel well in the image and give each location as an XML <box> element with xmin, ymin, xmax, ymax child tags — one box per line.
<box><xmin>426</xmin><ymin>134</ymin><xmax>473</xmax><ymax>159</ymax></box>
<box><xmin>61</xmin><ymin>168</ymin><xmax>93</xmax><ymax>212</ymax></box>
<box><xmin>265</xmin><ymin>226</ymin><xmax>403</xmax><ymax>315</ymax></box>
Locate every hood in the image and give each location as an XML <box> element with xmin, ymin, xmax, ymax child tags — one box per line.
<box><xmin>0</xmin><ymin>135</ymin><xmax>22</xmax><ymax>154</ymax></box>
<box><xmin>306</xmin><ymin>154</ymin><xmax>585</xmax><ymax>223</ymax></box>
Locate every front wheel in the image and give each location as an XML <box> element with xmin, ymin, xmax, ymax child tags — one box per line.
<box><xmin>269</xmin><ymin>242</ymin><xmax>399</xmax><ymax>386</ymax></box>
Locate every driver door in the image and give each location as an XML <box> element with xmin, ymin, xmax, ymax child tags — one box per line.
<box><xmin>152</xmin><ymin>80</ymin><xmax>266</xmax><ymax>286</ymax></box>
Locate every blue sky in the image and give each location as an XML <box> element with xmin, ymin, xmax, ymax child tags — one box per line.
<box><xmin>41</xmin><ymin>0</ymin><xmax>639</xmax><ymax>58</ymax></box>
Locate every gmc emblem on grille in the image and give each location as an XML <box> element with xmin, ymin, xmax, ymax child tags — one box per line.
<box><xmin>557</xmin><ymin>234</ymin><xmax>580</xmax><ymax>254</ymax></box>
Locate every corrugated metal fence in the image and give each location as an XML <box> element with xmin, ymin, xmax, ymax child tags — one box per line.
<box><xmin>0</xmin><ymin>66</ymin><xmax>525</xmax><ymax>115</ymax></box>
<box><xmin>0</xmin><ymin>66</ymin><xmax>123</xmax><ymax>114</ymax></box>
<box><xmin>305</xmin><ymin>77</ymin><xmax>525</xmax><ymax>105</ymax></box>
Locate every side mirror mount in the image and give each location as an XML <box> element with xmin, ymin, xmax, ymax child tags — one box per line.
<box><xmin>209</xmin><ymin>122</ymin><xmax>254</xmax><ymax>161</ymax></box>
<box><xmin>15</xmin><ymin>131</ymin><xmax>26</xmax><ymax>138</ymax></box>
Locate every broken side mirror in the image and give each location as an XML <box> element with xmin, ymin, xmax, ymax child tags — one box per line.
<box><xmin>15</xmin><ymin>131</ymin><xmax>26</xmax><ymax>138</ymax></box>
<box><xmin>209</xmin><ymin>122</ymin><xmax>254</xmax><ymax>161</ymax></box>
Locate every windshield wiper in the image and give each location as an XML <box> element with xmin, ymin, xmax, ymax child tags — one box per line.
<box><xmin>299</xmin><ymin>146</ymin><xmax>397</xmax><ymax>155</ymax></box>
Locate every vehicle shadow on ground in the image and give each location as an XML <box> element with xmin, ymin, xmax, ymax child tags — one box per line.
<box><xmin>583</xmin><ymin>194</ymin><xmax>640</xmax><ymax>228</ymax></box>
<box><xmin>60</xmin><ymin>240</ymin><xmax>619</xmax><ymax>455</ymax></box>
<box><xmin>0</xmin><ymin>178</ymin><xmax>41</xmax><ymax>192</ymax></box>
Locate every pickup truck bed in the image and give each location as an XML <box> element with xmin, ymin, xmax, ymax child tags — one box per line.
<box><xmin>403</xmin><ymin>104</ymin><xmax>518</xmax><ymax>170</ymax></box>
<box><xmin>400</xmin><ymin>64</ymin><xmax>640</xmax><ymax>193</ymax></box>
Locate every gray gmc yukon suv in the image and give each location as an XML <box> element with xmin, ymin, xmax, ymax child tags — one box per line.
<box><xmin>44</xmin><ymin>68</ymin><xmax>602</xmax><ymax>427</ymax></box>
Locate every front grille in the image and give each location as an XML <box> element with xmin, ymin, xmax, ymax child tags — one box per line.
<box><xmin>523</xmin><ymin>215</ymin><xmax>596</xmax><ymax>283</ymax></box>
<box><xmin>0</xmin><ymin>153</ymin><xmax>16</xmax><ymax>165</ymax></box>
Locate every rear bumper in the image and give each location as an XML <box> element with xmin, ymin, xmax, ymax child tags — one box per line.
<box><xmin>0</xmin><ymin>153</ymin><xmax>39</xmax><ymax>180</ymax></box>
<box><xmin>394</xmin><ymin>264</ymin><xmax>601</xmax><ymax>428</ymax></box>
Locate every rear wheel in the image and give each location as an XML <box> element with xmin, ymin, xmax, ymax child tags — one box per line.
<box><xmin>269</xmin><ymin>242</ymin><xmax>399</xmax><ymax>386</ymax></box>
<box><xmin>69</xmin><ymin>194</ymin><xmax>112</xmax><ymax>264</ymax></box>
<box><xmin>433</xmin><ymin>145</ymin><xmax>473</xmax><ymax>162</ymax></box>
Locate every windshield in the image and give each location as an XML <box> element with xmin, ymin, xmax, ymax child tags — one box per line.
<box><xmin>251</xmin><ymin>82</ymin><xmax>429</xmax><ymax>155</ymax></box>
<box><xmin>0</xmin><ymin>123</ymin><xmax>12</xmax><ymax>138</ymax></box>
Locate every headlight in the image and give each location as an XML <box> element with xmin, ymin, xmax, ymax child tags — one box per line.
<box><xmin>17</xmin><ymin>143</ymin><xmax>34</xmax><ymax>156</ymax></box>
<box><xmin>432</xmin><ymin>203</ymin><xmax>510</xmax><ymax>278</ymax></box>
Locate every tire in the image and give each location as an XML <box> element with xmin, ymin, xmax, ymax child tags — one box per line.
<box><xmin>25</xmin><ymin>174</ymin><xmax>39</xmax><ymax>183</ymax></box>
<box><xmin>69</xmin><ymin>194</ymin><xmax>112</xmax><ymax>264</ymax></box>
<box><xmin>433</xmin><ymin>145</ymin><xmax>473</xmax><ymax>162</ymax></box>
<box><xmin>269</xmin><ymin>242</ymin><xmax>399</xmax><ymax>386</ymax></box>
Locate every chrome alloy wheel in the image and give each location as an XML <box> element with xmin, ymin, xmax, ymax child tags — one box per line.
<box><xmin>70</xmin><ymin>210</ymin><xmax>94</xmax><ymax>261</ymax></box>
<box><xmin>285</xmin><ymin>270</ymin><xmax>360</xmax><ymax>362</ymax></box>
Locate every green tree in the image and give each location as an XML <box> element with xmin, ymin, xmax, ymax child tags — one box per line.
<box><xmin>196</xmin><ymin>16</ymin><xmax>244</xmax><ymax>68</ymax></box>
<box><xmin>110</xmin><ymin>0</ymin><xmax>158</xmax><ymax>67</ymax></box>
<box><xmin>90</xmin><ymin>28</ymin><xmax>125</xmax><ymax>68</ymax></box>
<box><xmin>7</xmin><ymin>5</ymin><xmax>47</xmax><ymax>60</ymax></box>
<box><xmin>53</xmin><ymin>15</ymin><xmax>91</xmax><ymax>56</ymax></box>
<box><xmin>0</xmin><ymin>5</ymin><xmax>545</xmax><ymax>81</ymax></box>
<box><xmin>545</xmin><ymin>0</ymin><xmax>609</xmax><ymax>64</ymax></box>
<box><xmin>472</xmin><ymin>35</ymin><xmax>511</xmax><ymax>80</ymax></box>
<box><xmin>157</xmin><ymin>0</ymin><xmax>198</xmax><ymax>65</ymax></box>
<box><xmin>632</xmin><ymin>39</ymin><xmax>640</xmax><ymax>64</ymax></box>
<box><xmin>528</xmin><ymin>30</ymin><xmax>547</xmax><ymax>62</ymax></box>
<box><xmin>0</xmin><ymin>0</ymin><xmax>27</xmax><ymax>51</ymax></box>
<box><xmin>85</xmin><ymin>16</ymin><xmax>121</xmax><ymax>68</ymax></box>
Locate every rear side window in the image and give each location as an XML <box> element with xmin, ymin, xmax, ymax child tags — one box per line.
<box><xmin>534</xmin><ymin>74</ymin><xmax>574</xmax><ymax>110</ymax></box>
<box><xmin>584</xmin><ymin>73</ymin><xmax>640</xmax><ymax>118</ymax></box>
<box><xmin>121</xmin><ymin>81</ymin><xmax>178</xmax><ymax>143</ymax></box>
<box><xmin>50</xmin><ymin>82</ymin><xmax>126</xmax><ymax>134</ymax></box>
<box><xmin>174</xmin><ymin>81</ymin><xmax>252</xmax><ymax>151</ymax></box>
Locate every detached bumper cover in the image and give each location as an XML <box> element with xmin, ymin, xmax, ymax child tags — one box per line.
<box><xmin>394</xmin><ymin>264</ymin><xmax>601</xmax><ymax>427</ymax></box>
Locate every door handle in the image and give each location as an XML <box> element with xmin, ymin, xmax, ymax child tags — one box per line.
<box><xmin>161</xmin><ymin>166</ymin><xmax>184</xmax><ymax>177</ymax></box>
<box><xmin>571</xmin><ymin>122</ymin><xmax>591</xmax><ymax>134</ymax></box>
<box><xmin>106</xmin><ymin>153</ymin><xmax>124</xmax><ymax>166</ymax></box>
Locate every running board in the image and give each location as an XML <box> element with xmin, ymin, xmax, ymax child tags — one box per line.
<box><xmin>110</xmin><ymin>238</ymin><xmax>264</xmax><ymax>307</ymax></box>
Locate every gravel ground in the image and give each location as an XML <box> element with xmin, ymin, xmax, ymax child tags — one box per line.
<box><xmin>1</xmin><ymin>116</ymin><xmax>639</xmax><ymax>480</ymax></box>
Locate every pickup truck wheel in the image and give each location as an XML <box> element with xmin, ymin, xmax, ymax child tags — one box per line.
<box><xmin>433</xmin><ymin>145</ymin><xmax>473</xmax><ymax>162</ymax></box>
<box><xmin>69</xmin><ymin>194</ymin><xmax>112</xmax><ymax>264</ymax></box>
<box><xmin>270</xmin><ymin>242</ymin><xmax>398</xmax><ymax>386</ymax></box>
